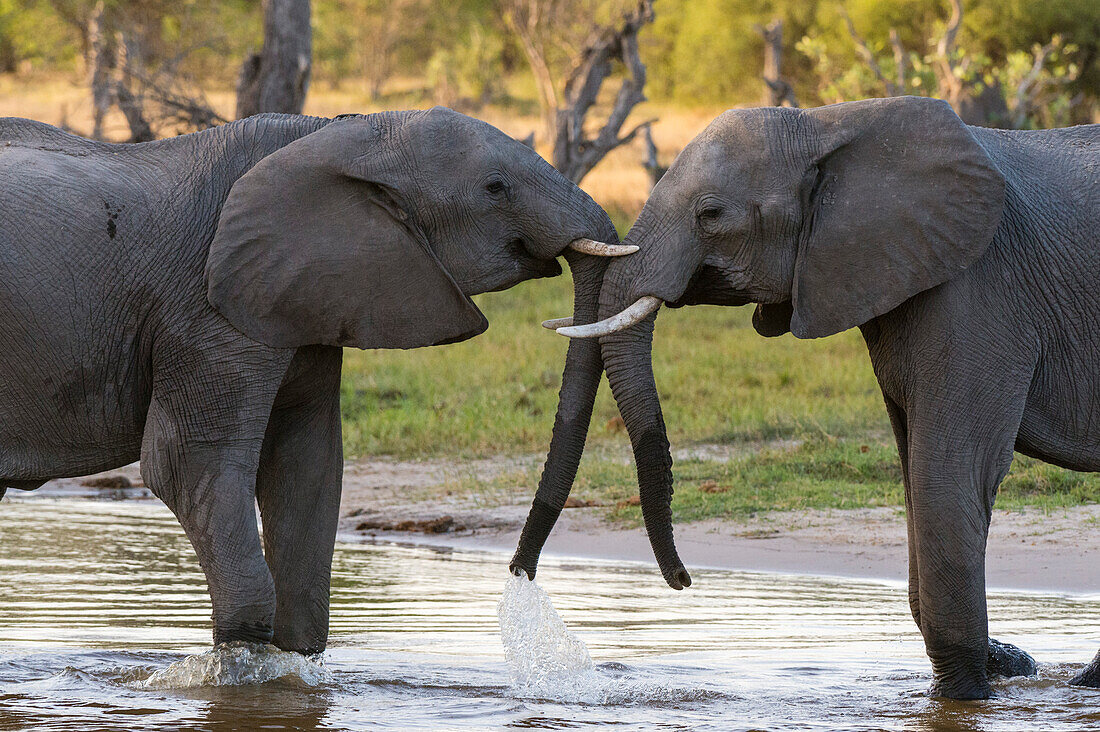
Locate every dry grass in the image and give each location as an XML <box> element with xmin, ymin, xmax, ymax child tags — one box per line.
<box><xmin>0</xmin><ymin>73</ymin><xmax>722</xmax><ymax>227</ymax></box>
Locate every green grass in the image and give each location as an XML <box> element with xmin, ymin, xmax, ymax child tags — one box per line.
<box><xmin>577</xmin><ymin>440</ymin><xmax>906</xmax><ymax>523</ymax></box>
<box><xmin>453</xmin><ymin>440</ymin><xmax>1100</xmax><ymax>525</ymax></box>
<box><xmin>340</xmin><ymin>274</ymin><xmax>888</xmax><ymax>459</ymax></box>
<box><xmin>339</xmin><ymin>274</ymin><xmax>1100</xmax><ymax>518</ymax></box>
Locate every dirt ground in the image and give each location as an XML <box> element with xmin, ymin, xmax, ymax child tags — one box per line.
<box><xmin>32</xmin><ymin>454</ymin><xmax>1100</xmax><ymax>594</ymax></box>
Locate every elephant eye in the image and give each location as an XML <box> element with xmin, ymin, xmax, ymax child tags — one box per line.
<box><xmin>485</xmin><ymin>179</ymin><xmax>506</xmax><ymax>195</ymax></box>
<box><xmin>698</xmin><ymin>206</ymin><xmax>724</xmax><ymax>222</ymax></box>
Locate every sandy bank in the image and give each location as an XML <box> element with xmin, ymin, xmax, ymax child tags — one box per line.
<box><xmin>341</xmin><ymin>503</ymin><xmax>1100</xmax><ymax>595</ymax></box>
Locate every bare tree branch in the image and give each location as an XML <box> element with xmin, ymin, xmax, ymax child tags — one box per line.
<box><xmin>933</xmin><ymin>0</ymin><xmax>964</xmax><ymax>100</ymax></box>
<box><xmin>936</xmin><ymin>0</ymin><xmax>963</xmax><ymax>60</ymax></box>
<box><xmin>889</xmin><ymin>28</ymin><xmax>907</xmax><ymax>94</ymax></box>
<box><xmin>1009</xmin><ymin>38</ymin><xmax>1078</xmax><ymax>128</ymax></box>
<box><xmin>841</xmin><ymin>7</ymin><xmax>898</xmax><ymax>96</ymax></box>
<box><xmin>756</xmin><ymin>20</ymin><xmax>798</xmax><ymax>107</ymax></box>
<box><xmin>640</xmin><ymin>121</ymin><xmax>666</xmax><ymax>188</ymax></box>
<box><xmin>119</xmin><ymin>62</ymin><xmax>229</xmax><ymax>133</ymax></box>
<box><xmin>501</xmin><ymin>0</ymin><xmax>563</xmax><ymax>142</ymax></box>
<box><xmin>551</xmin><ymin>0</ymin><xmax>655</xmax><ymax>183</ymax></box>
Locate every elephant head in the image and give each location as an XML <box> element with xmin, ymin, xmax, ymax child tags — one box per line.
<box><xmin>207</xmin><ymin>107</ymin><xmax>631</xmax><ymax>350</ymax></box>
<box><xmin>515</xmin><ymin>96</ymin><xmax>1005</xmax><ymax>589</ymax></box>
<box><xmin>208</xmin><ymin>108</ymin><xmax>628</xmax><ymax>585</ymax></box>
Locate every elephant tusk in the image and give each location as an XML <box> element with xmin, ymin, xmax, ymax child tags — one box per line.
<box><xmin>555</xmin><ymin>296</ymin><xmax>663</xmax><ymax>338</ymax></box>
<box><xmin>568</xmin><ymin>238</ymin><xmax>639</xmax><ymax>257</ymax></box>
<box><xmin>541</xmin><ymin>317</ymin><xmax>573</xmax><ymax>330</ymax></box>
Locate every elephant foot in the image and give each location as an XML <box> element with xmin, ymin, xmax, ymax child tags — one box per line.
<box><xmin>213</xmin><ymin>602</ymin><xmax>276</xmax><ymax>647</ymax></box>
<box><xmin>987</xmin><ymin>637</ymin><xmax>1037</xmax><ymax>678</ymax></box>
<box><xmin>1069</xmin><ymin>651</ymin><xmax>1100</xmax><ymax>688</ymax></box>
<box><xmin>928</xmin><ymin>646</ymin><xmax>993</xmax><ymax>700</ymax></box>
<box><xmin>272</xmin><ymin>626</ymin><xmax>327</xmax><ymax>657</ymax></box>
<box><xmin>214</xmin><ymin>619</ymin><xmax>274</xmax><ymax>646</ymax></box>
<box><xmin>929</xmin><ymin>677</ymin><xmax>993</xmax><ymax>701</ymax></box>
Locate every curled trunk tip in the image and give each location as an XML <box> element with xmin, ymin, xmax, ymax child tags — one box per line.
<box><xmin>667</xmin><ymin>566</ymin><xmax>691</xmax><ymax>590</ymax></box>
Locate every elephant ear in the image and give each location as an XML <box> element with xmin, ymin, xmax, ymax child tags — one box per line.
<box><xmin>206</xmin><ymin>116</ymin><xmax>487</xmax><ymax>350</ymax></box>
<box><xmin>790</xmin><ymin>96</ymin><xmax>1005</xmax><ymax>339</ymax></box>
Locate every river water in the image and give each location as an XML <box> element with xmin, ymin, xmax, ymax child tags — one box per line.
<box><xmin>0</xmin><ymin>497</ymin><xmax>1098</xmax><ymax>731</ymax></box>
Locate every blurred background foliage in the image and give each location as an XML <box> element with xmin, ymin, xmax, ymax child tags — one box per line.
<box><xmin>1</xmin><ymin>0</ymin><xmax>1094</xmax><ymax>124</ymax></box>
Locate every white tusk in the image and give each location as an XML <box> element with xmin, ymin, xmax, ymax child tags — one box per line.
<box><xmin>568</xmin><ymin>238</ymin><xmax>639</xmax><ymax>257</ymax></box>
<box><xmin>541</xmin><ymin>317</ymin><xmax>573</xmax><ymax>330</ymax></box>
<box><xmin>555</xmin><ymin>296</ymin><xmax>663</xmax><ymax>338</ymax></box>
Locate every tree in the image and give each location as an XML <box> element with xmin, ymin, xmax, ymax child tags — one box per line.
<box><xmin>501</xmin><ymin>0</ymin><xmax>656</xmax><ymax>183</ymax></box>
<box><xmin>656</xmin><ymin>0</ymin><xmax>818</xmax><ymax>107</ymax></box>
<box><xmin>805</xmin><ymin>0</ymin><xmax>1086</xmax><ymax>126</ymax></box>
<box><xmin>797</xmin><ymin>0</ymin><xmax>1093</xmax><ymax>128</ymax></box>
<box><xmin>313</xmin><ymin>0</ymin><xmax>430</xmax><ymax>101</ymax></box>
<box><xmin>640</xmin><ymin>122</ymin><xmax>666</xmax><ymax>188</ymax></box>
<box><xmin>236</xmin><ymin>0</ymin><xmax>311</xmax><ymax>117</ymax></box>
<box><xmin>47</xmin><ymin>0</ymin><xmax>228</xmax><ymax>141</ymax></box>
<box><xmin>500</xmin><ymin>0</ymin><xmax>569</xmax><ymax>142</ymax></box>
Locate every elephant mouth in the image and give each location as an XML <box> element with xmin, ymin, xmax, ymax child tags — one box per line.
<box><xmin>486</xmin><ymin>235</ymin><xmax>635</xmax><ymax>296</ymax></box>
<box><xmin>484</xmin><ymin>247</ymin><xmax>563</xmax><ymax>293</ymax></box>
<box><xmin>666</xmin><ymin>264</ymin><xmax>753</xmax><ymax>309</ymax></box>
<box><xmin>520</xmin><ymin>254</ymin><xmax>564</xmax><ymax>283</ymax></box>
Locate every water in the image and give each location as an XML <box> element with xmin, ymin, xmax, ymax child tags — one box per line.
<box><xmin>1</xmin><ymin>497</ymin><xmax>1099</xmax><ymax>731</ymax></box>
<box><xmin>496</xmin><ymin>573</ymin><xmax>595</xmax><ymax>696</ymax></box>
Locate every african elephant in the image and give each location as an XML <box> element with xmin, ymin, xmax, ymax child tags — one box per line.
<box><xmin>0</xmin><ymin>107</ymin><xmax>630</xmax><ymax>654</ymax></box>
<box><xmin>512</xmin><ymin>96</ymin><xmax>1099</xmax><ymax>699</ymax></box>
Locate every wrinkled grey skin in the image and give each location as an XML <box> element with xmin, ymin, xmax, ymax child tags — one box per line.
<box><xmin>0</xmin><ymin>107</ymin><xmax>615</xmax><ymax>654</ymax></box>
<box><xmin>517</xmin><ymin>96</ymin><xmax>1099</xmax><ymax>699</ymax></box>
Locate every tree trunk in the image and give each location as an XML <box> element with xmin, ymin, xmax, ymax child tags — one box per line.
<box><xmin>114</xmin><ymin>34</ymin><xmax>155</xmax><ymax>143</ymax></box>
<box><xmin>758</xmin><ymin>19</ymin><xmax>798</xmax><ymax>107</ymax></box>
<box><xmin>236</xmin><ymin>0</ymin><xmax>312</xmax><ymax>118</ymax></box>
<box><xmin>87</xmin><ymin>1</ymin><xmax>117</xmax><ymax>140</ymax></box>
<box><xmin>501</xmin><ymin>1</ymin><xmax>560</xmax><ymax>144</ymax></box>
<box><xmin>551</xmin><ymin>1</ymin><xmax>656</xmax><ymax>184</ymax></box>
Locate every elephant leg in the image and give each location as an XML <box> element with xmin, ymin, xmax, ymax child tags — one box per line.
<box><xmin>256</xmin><ymin>346</ymin><xmax>343</xmax><ymax>655</ymax></box>
<box><xmin>887</xmin><ymin>392</ymin><xmax>1037</xmax><ymax>681</ymax></box>
<box><xmin>1071</xmin><ymin>650</ymin><xmax>1100</xmax><ymax>687</ymax></box>
<box><xmin>141</xmin><ymin>336</ymin><xmax>291</xmax><ymax>646</ymax></box>
<box><xmin>904</xmin><ymin>378</ymin><xmax>1029</xmax><ymax>700</ymax></box>
<box><xmin>882</xmin><ymin>393</ymin><xmax>921</xmax><ymax>629</ymax></box>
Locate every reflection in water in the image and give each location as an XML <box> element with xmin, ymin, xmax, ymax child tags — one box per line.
<box><xmin>0</xmin><ymin>498</ymin><xmax>1098</xmax><ymax>730</ymax></box>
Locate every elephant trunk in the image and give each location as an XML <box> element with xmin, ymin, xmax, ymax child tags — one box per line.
<box><xmin>509</xmin><ymin>249</ymin><xmax>608</xmax><ymax>578</ymax></box>
<box><xmin>599</xmin><ymin>268</ymin><xmax>690</xmax><ymax>590</ymax></box>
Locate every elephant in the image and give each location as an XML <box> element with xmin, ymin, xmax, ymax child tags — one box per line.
<box><xmin>0</xmin><ymin>107</ymin><xmax>632</xmax><ymax>655</ymax></box>
<box><xmin>511</xmin><ymin>96</ymin><xmax>1099</xmax><ymax>700</ymax></box>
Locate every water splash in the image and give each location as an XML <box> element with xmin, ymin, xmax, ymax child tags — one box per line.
<box><xmin>497</xmin><ymin>573</ymin><xmax>707</xmax><ymax>705</ymax></box>
<box><xmin>497</xmin><ymin>572</ymin><xmax>594</xmax><ymax>690</ymax></box>
<box><xmin>142</xmin><ymin>642</ymin><xmax>331</xmax><ymax>689</ymax></box>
